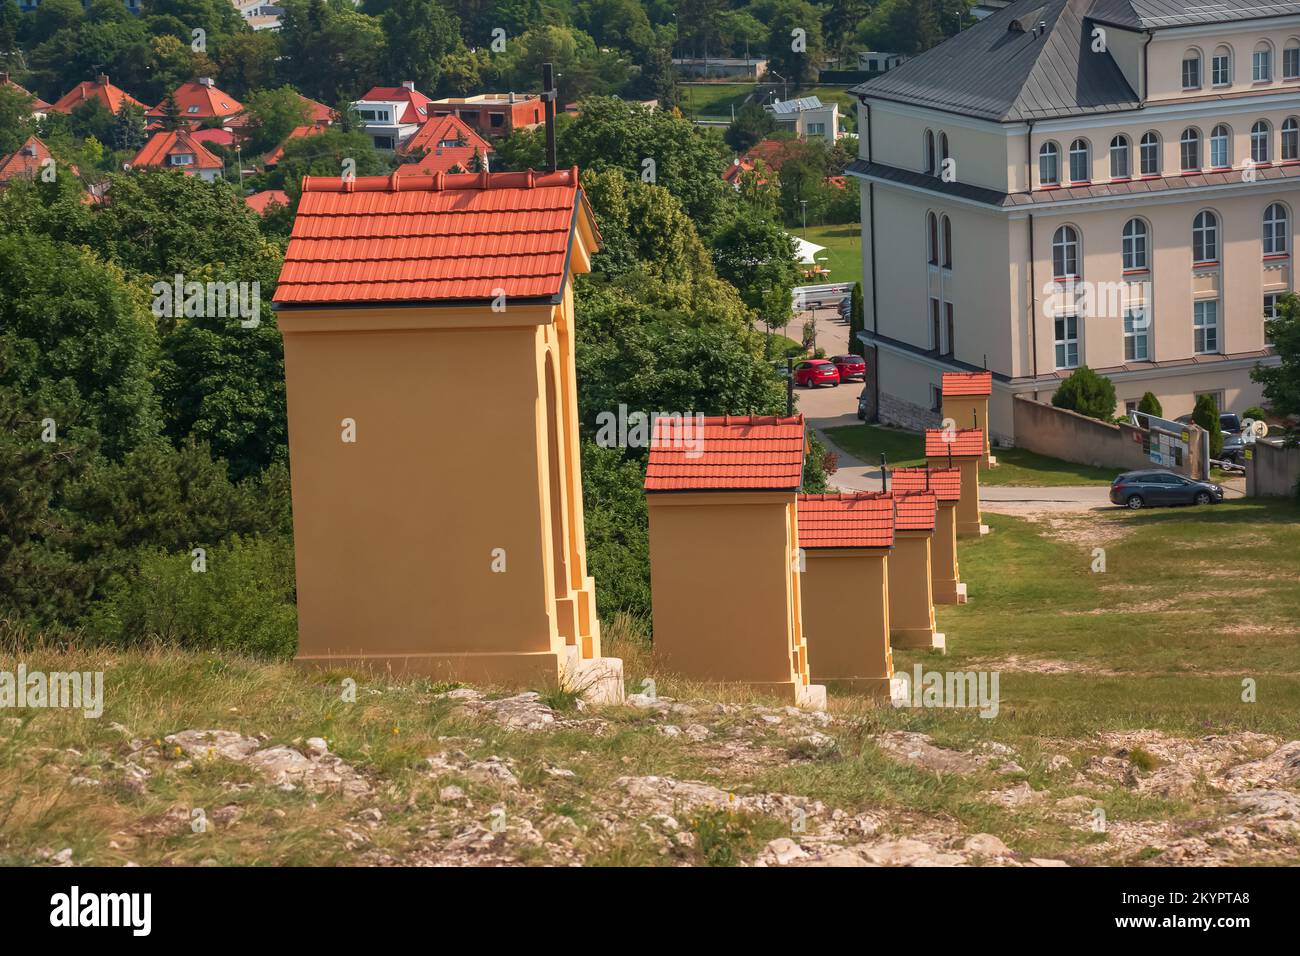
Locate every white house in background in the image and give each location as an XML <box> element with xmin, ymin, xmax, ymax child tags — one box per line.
<box><xmin>858</xmin><ymin>52</ymin><xmax>906</xmax><ymax>74</ymax></box>
<box><xmin>766</xmin><ymin>97</ymin><xmax>841</xmax><ymax>142</ymax></box>
<box><xmin>351</xmin><ymin>82</ymin><xmax>433</xmax><ymax>151</ymax></box>
<box><xmin>233</xmin><ymin>0</ymin><xmax>285</xmax><ymax>30</ymax></box>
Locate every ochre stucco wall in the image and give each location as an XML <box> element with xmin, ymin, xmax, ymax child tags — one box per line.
<box><xmin>801</xmin><ymin>549</ymin><xmax>892</xmax><ymax>695</ymax></box>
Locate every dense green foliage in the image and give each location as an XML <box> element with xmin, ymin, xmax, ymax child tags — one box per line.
<box><xmin>1051</xmin><ymin>366</ymin><xmax>1118</xmax><ymax>422</ymax></box>
<box><xmin>1193</xmin><ymin>392</ymin><xmax>1224</xmax><ymax>460</ymax></box>
<box><xmin>1254</xmin><ymin>293</ymin><xmax>1300</xmax><ymax>421</ymax></box>
<box><xmin>1137</xmin><ymin>391</ymin><xmax>1163</xmax><ymax>418</ymax></box>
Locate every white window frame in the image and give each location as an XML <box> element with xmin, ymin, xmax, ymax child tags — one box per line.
<box><xmin>1254</xmin><ymin>45</ymin><xmax>1273</xmax><ymax>82</ymax></box>
<box><xmin>1264</xmin><ymin>202</ymin><xmax>1289</xmax><ymax>256</ymax></box>
<box><xmin>1209</xmin><ymin>124</ymin><xmax>1230</xmax><ymax>168</ymax></box>
<box><xmin>1284</xmin><ymin>118</ymin><xmax>1300</xmax><ymax>161</ymax></box>
<box><xmin>1194</xmin><ymin>300</ymin><xmax>1220</xmax><ymax>353</ymax></box>
<box><xmin>1183</xmin><ymin>52</ymin><xmax>1202</xmax><ymax>89</ymax></box>
<box><xmin>1140</xmin><ymin>132</ymin><xmax>1160</xmax><ymax>176</ymax></box>
<box><xmin>1052</xmin><ymin>225</ymin><xmax>1079</xmax><ymax>279</ymax></box>
<box><xmin>1124</xmin><ymin>306</ymin><xmax>1150</xmax><ymax>361</ymax></box>
<box><xmin>1054</xmin><ymin>314</ymin><xmax>1080</xmax><ymax>369</ymax></box>
<box><xmin>1193</xmin><ymin>210</ymin><xmax>1219</xmax><ymax>264</ymax></box>
<box><xmin>1110</xmin><ymin>135</ymin><xmax>1130</xmax><ymax>179</ymax></box>
<box><xmin>1039</xmin><ymin>141</ymin><xmax>1060</xmax><ymax>185</ymax></box>
<box><xmin>1285</xmin><ymin>41</ymin><xmax>1300</xmax><ymax>79</ymax></box>
<box><xmin>1212</xmin><ymin>48</ymin><xmax>1233</xmax><ymax>86</ymax></box>
<box><xmin>1181</xmin><ymin>128</ymin><xmax>1201</xmax><ymax>171</ymax></box>
<box><xmin>1069</xmin><ymin>139</ymin><xmax>1090</xmax><ymax>183</ymax></box>
<box><xmin>1122</xmin><ymin>218</ymin><xmax>1148</xmax><ymax>271</ymax></box>
<box><xmin>1252</xmin><ymin>120</ymin><xmax>1272</xmax><ymax>164</ymax></box>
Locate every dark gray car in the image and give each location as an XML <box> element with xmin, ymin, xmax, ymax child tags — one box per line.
<box><xmin>1109</xmin><ymin>470</ymin><xmax>1224</xmax><ymax>509</ymax></box>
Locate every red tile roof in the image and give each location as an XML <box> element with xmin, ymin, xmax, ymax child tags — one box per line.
<box><xmin>797</xmin><ymin>493</ymin><xmax>894</xmax><ymax>549</ymax></box>
<box><xmin>245</xmin><ymin>189</ymin><xmax>290</xmax><ymax>214</ymax></box>
<box><xmin>262</xmin><ymin>124</ymin><xmax>325</xmax><ymax>167</ymax></box>
<box><xmin>0</xmin><ymin>135</ymin><xmax>52</xmax><ymax>184</ymax></box>
<box><xmin>645</xmin><ymin>415</ymin><xmax>805</xmax><ymax>492</ymax></box>
<box><xmin>274</xmin><ymin>167</ymin><xmax>595</xmax><ymax>305</ymax></box>
<box><xmin>130</xmin><ymin>129</ymin><xmax>224</xmax><ymax>172</ymax></box>
<box><xmin>925</xmin><ymin>427</ymin><xmax>985</xmax><ymax>459</ymax></box>
<box><xmin>357</xmin><ymin>85</ymin><xmax>433</xmax><ymax>125</ymax></box>
<box><xmin>147</xmin><ymin>79</ymin><xmax>243</xmax><ymax>123</ymax></box>
<box><xmin>942</xmin><ymin>371</ymin><xmax>993</xmax><ymax>397</ymax></box>
<box><xmin>50</xmin><ymin>76</ymin><xmax>146</xmax><ymax>115</ymax></box>
<box><xmin>1</xmin><ymin>75</ymin><xmax>50</xmax><ymax>111</ymax></box>
<box><xmin>889</xmin><ymin>467</ymin><xmax>961</xmax><ymax>502</ymax></box>
<box><xmin>888</xmin><ymin>490</ymin><xmax>937</xmax><ymax>532</ymax></box>
<box><xmin>399</xmin><ymin>114</ymin><xmax>492</xmax><ymax>175</ymax></box>
<box><xmin>191</xmin><ymin>128</ymin><xmax>235</xmax><ymax>149</ymax></box>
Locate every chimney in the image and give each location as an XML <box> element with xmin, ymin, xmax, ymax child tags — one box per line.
<box><xmin>508</xmin><ymin>91</ymin><xmax>515</xmax><ymax>104</ymax></box>
<box><xmin>198</xmin><ymin>77</ymin><xmax>214</xmax><ymax>87</ymax></box>
<box><xmin>96</xmin><ymin>74</ymin><xmax>110</xmax><ymax>86</ymax></box>
<box><xmin>402</xmin><ymin>80</ymin><xmax>415</xmax><ymax>91</ymax></box>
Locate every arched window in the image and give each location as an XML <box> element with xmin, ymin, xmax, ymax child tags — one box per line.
<box><xmin>1286</xmin><ymin>39</ymin><xmax>1300</xmax><ymax>79</ymax></box>
<box><xmin>1181</xmin><ymin>127</ymin><xmax>1202</xmax><ymax>171</ymax></box>
<box><xmin>1039</xmin><ymin>141</ymin><xmax>1060</xmax><ymax>185</ymax></box>
<box><xmin>1110</xmin><ymin>135</ymin><xmax>1131</xmax><ymax>179</ymax></box>
<box><xmin>927</xmin><ymin>212</ymin><xmax>939</xmax><ymax>264</ymax></box>
<box><xmin>1252</xmin><ymin>120</ymin><xmax>1272</xmax><ymax>163</ymax></box>
<box><xmin>1284</xmin><ymin>118</ymin><xmax>1299</xmax><ymax>161</ymax></box>
<box><xmin>1182</xmin><ymin>49</ymin><xmax>1202</xmax><ymax>89</ymax></box>
<box><xmin>1193</xmin><ymin>210</ymin><xmax>1219</xmax><ymax>264</ymax></box>
<box><xmin>1209</xmin><ymin>124</ymin><xmax>1230</xmax><ymax>168</ymax></box>
<box><xmin>1052</xmin><ymin>225</ymin><xmax>1079</xmax><ymax>279</ymax></box>
<box><xmin>1140</xmin><ymin>131</ymin><xmax>1161</xmax><ymax>176</ymax></box>
<box><xmin>1212</xmin><ymin>45</ymin><xmax>1233</xmax><ymax>86</ymax></box>
<box><xmin>1254</xmin><ymin>41</ymin><xmax>1273</xmax><ymax>82</ymax></box>
<box><xmin>939</xmin><ymin>132</ymin><xmax>949</xmax><ymax>168</ymax></box>
<box><xmin>1122</xmin><ymin>218</ymin><xmax>1149</xmax><ymax>270</ymax></box>
<box><xmin>924</xmin><ymin>129</ymin><xmax>935</xmax><ymax>173</ymax></box>
<box><xmin>1264</xmin><ymin>203</ymin><xmax>1289</xmax><ymax>256</ymax></box>
<box><xmin>1069</xmin><ymin>139</ymin><xmax>1090</xmax><ymax>182</ymax></box>
<box><xmin>941</xmin><ymin>215</ymin><xmax>952</xmax><ymax>268</ymax></box>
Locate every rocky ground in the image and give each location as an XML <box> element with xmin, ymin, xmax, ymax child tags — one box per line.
<box><xmin>13</xmin><ymin>685</ymin><xmax>1299</xmax><ymax>867</ymax></box>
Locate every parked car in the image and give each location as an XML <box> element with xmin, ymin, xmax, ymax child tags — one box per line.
<box><xmin>1109</xmin><ymin>470</ymin><xmax>1224</xmax><ymax>509</ymax></box>
<box><xmin>857</xmin><ymin>386</ymin><xmax>870</xmax><ymax>420</ymax></box>
<box><xmin>838</xmin><ymin>297</ymin><xmax>852</xmax><ymax>319</ymax></box>
<box><xmin>1176</xmin><ymin>411</ymin><xmax>1242</xmax><ymax>435</ymax></box>
<box><xmin>1219</xmin><ymin>432</ymin><xmax>1246</xmax><ymax>465</ymax></box>
<box><xmin>831</xmin><ymin>354</ymin><xmax>866</xmax><ymax>382</ymax></box>
<box><xmin>793</xmin><ymin>360</ymin><xmax>840</xmax><ymax>388</ymax></box>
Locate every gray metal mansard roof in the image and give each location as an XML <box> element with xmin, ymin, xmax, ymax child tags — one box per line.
<box><xmin>853</xmin><ymin>0</ymin><xmax>1300</xmax><ymax>123</ymax></box>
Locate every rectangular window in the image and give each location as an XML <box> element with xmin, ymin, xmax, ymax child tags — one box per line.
<box><xmin>807</xmin><ymin>122</ymin><xmax>826</xmax><ymax>136</ymax></box>
<box><xmin>930</xmin><ymin>385</ymin><xmax>943</xmax><ymax>413</ymax></box>
<box><xmin>1286</xmin><ymin>47</ymin><xmax>1300</xmax><ymax>79</ymax></box>
<box><xmin>1055</xmin><ymin>314</ymin><xmax>1079</xmax><ymax>369</ymax></box>
<box><xmin>1254</xmin><ymin>49</ymin><xmax>1272</xmax><ymax>82</ymax></box>
<box><xmin>1124</xmin><ymin>307</ymin><xmax>1149</xmax><ymax>361</ymax></box>
<box><xmin>944</xmin><ymin>302</ymin><xmax>955</xmax><ymax>357</ymax></box>
<box><xmin>1213</xmin><ymin>54</ymin><xmax>1231</xmax><ymax>85</ymax></box>
<box><xmin>1140</xmin><ymin>138</ymin><xmax>1159</xmax><ymax>175</ymax></box>
<box><xmin>930</xmin><ymin>298</ymin><xmax>941</xmax><ymax>351</ymax></box>
<box><xmin>1194</xmin><ymin>300</ymin><xmax>1219</xmax><ymax>353</ymax></box>
<box><xmin>1265</xmin><ymin>293</ymin><xmax>1282</xmax><ymax>344</ymax></box>
<box><xmin>1183</xmin><ymin>57</ymin><xmax>1201</xmax><ymax>89</ymax></box>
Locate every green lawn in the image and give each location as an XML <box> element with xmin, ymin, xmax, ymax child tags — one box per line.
<box><xmin>800</xmin><ymin>223</ymin><xmax>861</xmax><ymax>284</ymax></box>
<box><xmin>679</xmin><ymin>82</ymin><xmax>755</xmax><ymax>119</ymax></box>
<box><xmin>822</xmin><ymin>423</ymin><xmax>1117</xmax><ymax>486</ymax></box>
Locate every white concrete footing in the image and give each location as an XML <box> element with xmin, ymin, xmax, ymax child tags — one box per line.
<box><xmin>563</xmin><ymin>647</ymin><xmax>625</xmax><ymax>705</ymax></box>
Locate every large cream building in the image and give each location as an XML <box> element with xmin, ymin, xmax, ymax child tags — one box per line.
<box><xmin>851</xmin><ymin>0</ymin><xmax>1289</xmax><ymax>442</ymax></box>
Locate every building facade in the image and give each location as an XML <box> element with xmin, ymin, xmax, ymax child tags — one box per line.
<box><xmin>851</xmin><ymin>0</ymin><xmax>1289</xmax><ymax>443</ymax></box>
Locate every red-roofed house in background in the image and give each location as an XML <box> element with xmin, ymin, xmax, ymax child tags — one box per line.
<box><xmin>883</xmin><ymin>489</ymin><xmax>945</xmax><ymax>651</ymax></box>
<box><xmin>128</xmin><ymin>128</ymin><xmax>224</xmax><ymax>182</ymax></box>
<box><xmin>644</xmin><ymin>414</ymin><xmax>825</xmax><ymax>709</ymax></box>
<box><xmin>271</xmin><ymin>167</ymin><xmax>622</xmax><ymax>702</ymax></box>
<box><xmin>797</xmin><ymin>492</ymin><xmax>897</xmax><ymax>697</ymax></box>
<box><xmin>0</xmin><ymin>136</ymin><xmax>53</xmax><ymax>187</ymax></box>
<box><xmin>191</xmin><ymin>128</ymin><xmax>236</xmax><ymax>151</ymax></box>
<box><xmin>49</xmin><ymin>75</ymin><xmax>146</xmax><ymax>116</ymax></box>
<box><xmin>244</xmin><ymin>189</ymin><xmax>289</xmax><ymax>215</ymax></box>
<box><xmin>925</xmin><ymin>427</ymin><xmax>987</xmax><ymax>537</ymax></box>
<box><xmin>351</xmin><ymin>81</ymin><xmax>433</xmax><ymax>151</ymax></box>
<box><xmin>890</xmin><ymin>467</ymin><xmax>966</xmax><ymax>604</ymax></box>
<box><xmin>147</xmin><ymin>78</ymin><xmax>244</xmax><ymax>129</ymax></box>
<box><xmin>0</xmin><ymin>73</ymin><xmax>51</xmax><ymax>119</ymax></box>
<box><xmin>262</xmin><ymin>125</ymin><xmax>326</xmax><ymax>168</ymax></box>
<box><xmin>941</xmin><ymin>371</ymin><xmax>995</xmax><ymax>466</ymax></box>
<box><xmin>428</xmin><ymin>93</ymin><xmax>544</xmax><ymax>139</ymax></box>
<box><xmin>398</xmin><ymin>114</ymin><xmax>492</xmax><ymax>175</ymax></box>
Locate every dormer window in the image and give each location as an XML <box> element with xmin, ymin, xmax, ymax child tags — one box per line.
<box><xmin>186</xmin><ymin>105</ymin><xmax>199</xmax><ymax>113</ymax></box>
<box><xmin>170</xmin><ymin>153</ymin><xmax>195</xmax><ymax>166</ymax></box>
<box><xmin>1182</xmin><ymin>50</ymin><xmax>1202</xmax><ymax>89</ymax></box>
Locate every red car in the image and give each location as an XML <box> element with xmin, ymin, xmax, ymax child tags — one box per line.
<box><xmin>794</xmin><ymin>360</ymin><xmax>840</xmax><ymax>388</ymax></box>
<box><xmin>832</xmin><ymin>354</ymin><xmax>866</xmax><ymax>381</ymax></box>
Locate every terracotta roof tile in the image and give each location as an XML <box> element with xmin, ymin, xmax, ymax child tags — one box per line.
<box><xmin>273</xmin><ymin>167</ymin><xmax>593</xmax><ymax>305</ymax></box>
<box><xmin>942</xmin><ymin>371</ymin><xmax>992</xmax><ymax>397</ymax></box>
<box><xmin>262</xmin><ymin>124</ymin><xmax>325</xmax><ymax>167</ymax></box>
<box><xmin>129</xmin><ymin>128</ymin><xmax>224</xmax><ymax>172</ymax></box>
<box><xmin>357</xmin><ymin>85</ymin><xmax>433</xmax><ymax>124</ymax></box>
<box><xmin>245</xmin><ymin>189</ymin><xmax>290</xmax><ymax>214</ymax></box>
<box><xmin>148</xmin><ymin>79</ymin><xmax>243</xmax><ymax>122</ymax></box>
<box><xmin>925</xmin><ymin>427</ymin><xmax>984</xmax><ymax>458</ymax></box>
<box><xmin>797</xmin><ymin>493</ymin><xmax>894</xmax><ymax>549</ymax></box>
<box><xmin>887</xmin><ymin>490</ymin><xmax>937</xmax><ymax>532</ymax></box>
<box><xmin>889</xmin><ymin>467</ymin><xmax>960</xmax><ymax>502</ymax></box>
<box><xmin>50</xmin><ymin>77</ymin><xmax>146</xmax><ymax>115</ymax></box>
<box><xmin>0</xmin><ymin>135</ymin><xmax>52</xmax><ymax>184</ymax></box>
<box><xmin>645</xmin><ymin>415</ymin><xmax>805</xmax><ymax>492</ymax></box>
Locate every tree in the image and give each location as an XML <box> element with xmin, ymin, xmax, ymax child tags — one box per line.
<box><xmin>1192</xmin><ymin>392</ymin><xmax>1224</xmax><ymax>460</ymax></box>
<box><xmin>113</xmin><ymin>101</ymin><xmax>146</xmax><ymax>153</ymax></box>
<box><xmin>216</xmin><ymin>30</ymin><xmax>281</xmax><ymax>98</ymax></box>
<box><xmin>157</xmin><ymin>92</ymin><xmax>185</xmax><ymax>131</ymax></box>
<box><xmin>849</xmin><ymin>281</ymin><xmax>865</xmax><ymax>354</ymax></box>
<box><xmin>710</xmin><ymin>210</ymin><xmax>800</xmax><ymax>338</ymax></box>
<box><xmin>1253</xmin><ymin>293</ymin><xmax>1300</xmax><ymax>419</ymax></box>
<box><xmin>1051</xmin><ymin>366</ymin><xmax>1117</xmax><ymax>422</ymax></box>
<box><xmin>0</xmin><ymin>83</ymin><xmax>36</xmax><ymax>155</ymax></box>
<box><xmin>582</xmin><ymin>167</ymin><xmax>713</xmax><ymax>282</ymax></box>
<box><xmin>725</xmin><ymin>101</ymin><xmax>774</xmax><ymax>154</ymax></box>
<box><xmin>381</xmin><ymin>0</ymin><xmax>461</xmax><ymax>93</ymax></box>
<box><xmin>271</xmin><ymin>127</ymin><xmax>390</xmax><ymax>198</ymax></box>
<box><xmin>766</xmin><ymin>0</ymin><xmax>825</xmax><ymax>87</ymax></box>
<box><xmin>1137</xmin><ymin>391</ymin><xmax>1163</xmax><ymax>417</ymax></box>
<box><xmin>240</xmin><ymin>86</ymin><xmax>312</xmax><ymax>156</ymax></box>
